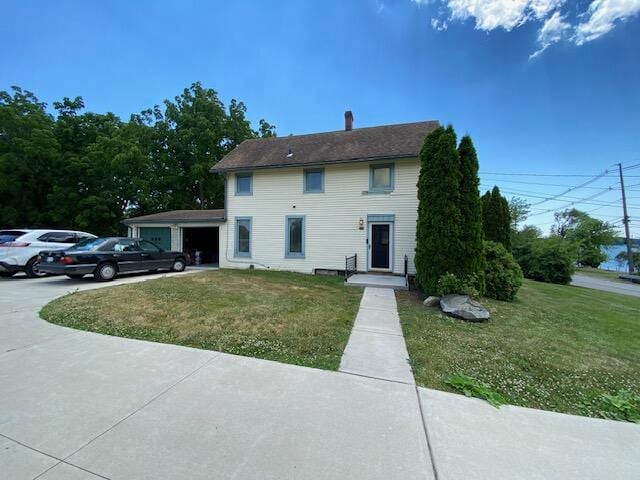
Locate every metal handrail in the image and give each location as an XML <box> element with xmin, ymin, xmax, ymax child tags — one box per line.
<box><xmin>345</xmin><ymin>254</ymin><xmax>357</xmax><ymax>280</ymax></box>
<box><xmin>404</xmin><ymin>254</ymin><xmax>409</xmax><ymax>288</ymax></box>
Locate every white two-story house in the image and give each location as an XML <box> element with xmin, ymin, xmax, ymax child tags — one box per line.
<box><xmin>125</xmin><ymin>113</ymin><xmax>439</xmax><ymax>277</ymax></box>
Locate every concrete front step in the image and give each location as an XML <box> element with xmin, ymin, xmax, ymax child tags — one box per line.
<box><xmin>345</xmin><ymin>274</ymin><xmax>408</xmax><ymax>290</ymax></box>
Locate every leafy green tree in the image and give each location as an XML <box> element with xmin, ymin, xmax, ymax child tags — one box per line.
<box><xmin>415</xmin><ymin>126</ymin><xmax>463</xmax><ymax>292</ymax></box>
<box><xmin>457</xmin><ymin>135</ymin><xmax>484</xmax><ymax>279</ymax></box>
<box><xmin>0</xmin><ymin>83</ymin><xmax>275</xmax><ymax>234</ymax></box>
<box><xmin>0</xmin><ymin>86</ymin><xmax>60</xmax><ymax>227</ymax></box>
<box><xmin>509</xmin><ymin>197</ymin><xmax>530</xmax><ymax>231</ymax></box>
<box><xmin>555</xmin><ymin>209</ymin><xmax>617</xmax><ymax>268</ymax></box>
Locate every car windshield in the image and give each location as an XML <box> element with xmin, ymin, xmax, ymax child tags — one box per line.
<box><xmin>67</xmin><ymin>238</ymin><xmax>107</xmax><ymax>251</ymax></box>
<box><xmin>0</xmin><ymin>230</ymin><xmax>27</xmax><ymax>244</ymax></box>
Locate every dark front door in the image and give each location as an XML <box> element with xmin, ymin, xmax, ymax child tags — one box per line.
<box><xmin>371</xmin><ymin>224</ymin><xmax>390</xmax><ymax>269</ymax></box>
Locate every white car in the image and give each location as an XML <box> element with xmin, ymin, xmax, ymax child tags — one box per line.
<box><xmin>0</xmin><ymin>229</ymin><xmax>96</xmax><ymax>278</ymax></box>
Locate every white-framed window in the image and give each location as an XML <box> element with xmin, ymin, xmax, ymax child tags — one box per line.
<box><xmin>235</xmin><ymin>217</ymin><xmax>252</xmax><ymax>257</ymax></box>
<box><xmin>369</xmin><ymin>163</ymin><xmax>394</xmax><ymax>192</ymax></box>
<box><xmin>285</xmin><ymin>215</ymin><xmax>305</xmax><ymax>258</ymax></box>
<box><xmin>303</xmin><ymin>168</ymin><xmax>324</xmax><ymax>193</ymax></box>
<box><xmin>235</xmin><ymin>173</ymin><xmax>252</xmax><ymax>196</ymax></box>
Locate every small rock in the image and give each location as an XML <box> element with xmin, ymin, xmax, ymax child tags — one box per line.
<box><xmin>440</xmin><ymin>295</ymin><xmax>490</xmax><ymax>322</ymax></box>
<box><xmin>423</xmin><ymin>296</ymin><xmax>441</xmax><ymax>307</ymax></box>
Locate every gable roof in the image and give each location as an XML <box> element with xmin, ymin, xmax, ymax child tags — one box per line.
<box><xmin>123</xmin><ymin>209</ymin><xmax>225</xmax><ymax>225</ymax></box>
<box><xmin>211</xmin><ymin>120</ymin><xmax>439</xmax><ymax>172</ymax></box>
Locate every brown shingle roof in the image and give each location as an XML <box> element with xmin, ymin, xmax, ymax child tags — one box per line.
<box><xmin>211</xmin><ymin>120</ymin><xmax>439</xmax><ymax>172</ymax></box>
<box><xmin>123</xmin><ymin>209</ymin><xmax>225</xmax><ymax>225</ymax></box>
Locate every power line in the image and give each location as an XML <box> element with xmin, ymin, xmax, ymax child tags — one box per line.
<box><xmin>481</xmin><ymin>186</ymin><xmax>620</xmax><ymax>207</ymax></box>
<box><xmin>480</xmin><ymin>177</ymin><xmax>612</xmax><ymax>190</ymax></box>
<box><xmin>527</xmin><ymin>189</ymin><xmax>616</xmax><ymax>217</ymax></box>
<box><xmin>528</xmin><ymin>169</ymin><xmax>612</xmax><ymax>207</ymax></box>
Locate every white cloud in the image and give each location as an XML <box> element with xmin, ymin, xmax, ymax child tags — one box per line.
<box><xmin>443</xmin><ymin>0</ymin><xmax>565</xmax><ymax>31</ymax></box>
<box><xmin>530</xmin><ymin>11</ymin><xmax>571</xmax><ymax>58</ymax></box>
<box><xmin>421</xmin><ymin>0</ymin><xmax>640</xmax><ymax>57</ymax></box>
<box><xmin>431</xmin><ymin>18</ymin><xmax>449</xmax><ymax>29</ymax></box>
<box><xmin>574</xmin><ymin>0</ymin><xmax>640</xmax><ymax>44</ymax></box>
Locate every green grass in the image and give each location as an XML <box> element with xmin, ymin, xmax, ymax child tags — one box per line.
<box><xmin>397</xmin><ymin>279</ymin><xmax>640</xmax><ymax>420</ymax></box>
<box><xmin>41</xmin><ymin>269</ymin><xmax>362</xmax><ymax>370</ymax></box>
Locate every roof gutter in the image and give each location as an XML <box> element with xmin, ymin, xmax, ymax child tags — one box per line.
<box><xmin>210</xmin><ymin>153</ymin><xmax>419</xmax><ymax>174</ymax></box>
<box><xmin>122</xmin><ymin>218</ymin><xmax>226</xmax><ymax>225</ymax></box>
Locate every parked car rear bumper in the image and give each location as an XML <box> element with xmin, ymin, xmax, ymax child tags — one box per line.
<box><xmin>37</xmin><ymin>264</ymin><xmax>97</xmax><ymax>275</ymax></box>
<box><xmin>0</xmin><ymin>262</ymin><xmax>24</xmax><ymax>273</ymax></box>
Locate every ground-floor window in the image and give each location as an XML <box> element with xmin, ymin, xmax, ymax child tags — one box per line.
<box><xmin>285</xmin><ymin>215</ymin><xmax>305</xmax><ymax>258</ymax></box>
<box><xmin>235</xmin><ymin>217</ymin><xmax>252</xmax><ymax>257</ymax></box>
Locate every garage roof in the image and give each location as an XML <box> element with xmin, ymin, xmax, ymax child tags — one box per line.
<box><xmin>123</xmin><ymin>209</ymin><xmax>225</xmax><ymax>225</ymax></box>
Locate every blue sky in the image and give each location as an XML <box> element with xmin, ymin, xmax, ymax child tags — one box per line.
<box><xmin>2</xmin><ymin>0</ymin><xmax>639</xmax><ymax>237</ymax></box>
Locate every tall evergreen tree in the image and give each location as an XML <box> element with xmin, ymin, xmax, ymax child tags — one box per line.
<box><xmin>482</xmin><ymin>186</ymin><xmax>511</xmax><ymax>250</ymax></box>
<box><xmin>415</xmin><ymin>126</ymin><xmax>463</xmax><ymax>292</ymax></box>
<box><xmin>499</xmin><ymin>191</ymin><xmax>511</xmax><ymax>250</ymax></box>
<box><xmin>457</xmin><ymin>135</ymin><xmax>484</xmax><ymax>276</ymax></box>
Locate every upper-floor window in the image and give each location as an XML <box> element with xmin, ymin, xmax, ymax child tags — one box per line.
<box><xmin>369</xmin><ymin>164</ymin><xmax>394</xmax><ymax>192</ymax></box>
<box><xmin>303</xmin><ymin>168</ymin><xmax>324</xmax><ymax>193</ymax></box>
<box><xmin>285</xmin><ymin>216</ymin><xmax>305</xmax><ymax>258</ymax></box>
<box><xmin>235</xmin><ymin>173</ymin><xmax>252</xmax><ymax>196</ymax></box>
<box><xmin>235</xmin><ymin>217</ymin><xmax>252</xmax><ymax>257</ymax></box>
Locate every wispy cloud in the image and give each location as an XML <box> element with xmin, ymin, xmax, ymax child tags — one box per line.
<box><xmin>418</xmin><ymin>0</ymin><xmax>640</xmax><ymax>57</ymax></box>
<box><xmin>530</xmin><ymin>11</ymin><xmax>571</xmax><ymax>58</ymax></box>
<box><xmin>574</xmin><ymin>0</ymin><xmax>640</xmax><ymax>44</ymax></box>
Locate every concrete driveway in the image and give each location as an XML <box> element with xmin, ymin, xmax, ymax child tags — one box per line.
<box><xmin>572</xmin><ymin>273</ymin><xmax>640</xmax><ymax>297</ymax></box>
<box><xmin>1</xmin><ymin>272</ymin><xmax>639</xmax><ymax>479</ymax></box>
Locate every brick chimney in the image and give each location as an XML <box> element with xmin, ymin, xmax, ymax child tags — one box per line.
<box><xmin>344</xmin><ymin>110</ymin><xmax>353</xmax><ymax>131</ymax></box>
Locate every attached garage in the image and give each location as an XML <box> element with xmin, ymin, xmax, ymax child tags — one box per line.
<box><xmin>139</xmin><ymin>227</ymin><xmax>172</xmax><ymax>251</ymax></box>
<box><xmin>123</xmin><ymin>209</ymin><xmax>225</xmax><ymax>266</ymax></box>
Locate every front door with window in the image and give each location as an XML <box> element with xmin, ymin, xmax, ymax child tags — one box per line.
<box><xmin>370</xmin><ymin>223</ymin><xmax>391</xmax><ymax>270</ymax></box>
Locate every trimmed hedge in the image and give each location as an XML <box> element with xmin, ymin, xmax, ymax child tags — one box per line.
<box><xmin>514</xmin><ymin>238</ymin><xmax>575</xmax><ymax>285</ymax></box>
<box><xmin>483</xmin><ymin>241</ymin><xmax>523</xmax><ymax>301</ymax></box>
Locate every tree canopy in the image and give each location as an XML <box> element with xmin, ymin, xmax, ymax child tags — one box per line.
<box><xmin>552</xmin><ymin>209</ymin><xmax>617</xmax><ymax>268</ymax></box>
<box><xmin>0</xmin><ymin>83</ymin><xmax>275</xmax><ymax>235</ymax></box>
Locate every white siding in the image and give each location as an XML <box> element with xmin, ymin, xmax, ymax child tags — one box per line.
<box><xmin>220</xmin><ymin>159</ymin><xmax>420</xmax><ymax>274</ymax></box>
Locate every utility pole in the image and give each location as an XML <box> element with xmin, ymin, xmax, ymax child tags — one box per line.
<box><xmin>618</xmin><ymin>163</ymin><xmax>635</xmax><ymax>274</ymax></box>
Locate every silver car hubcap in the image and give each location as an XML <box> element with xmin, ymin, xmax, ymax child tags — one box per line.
<box><xmin>101</xmin><ymin>265</ymin><xmax>116</xmax><ymax>279</ymax></box>
<box><xmin>174</xmin><ymin>261</ymin><xmax>185</xmax><ymax>271</ymax></box>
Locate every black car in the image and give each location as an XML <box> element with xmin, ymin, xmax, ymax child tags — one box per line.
<box><xmin>38</xmin><ymin>237</ymin><xmax>187</xmax><ymax>281</ymax></box>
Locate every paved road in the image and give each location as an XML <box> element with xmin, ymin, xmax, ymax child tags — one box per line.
<box><xmin>1</xmin><ymin>272</ymin><xmax>639</xmax><ymax>479</ymax></box>
<box><xmin>572</xmin><ymin>273</ymin><xmax>640</xmax><ymax>297</ymax></box>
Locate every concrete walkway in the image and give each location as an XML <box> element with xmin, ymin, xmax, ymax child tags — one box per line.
<box><xmin>572</xmin><ymin>273</ymin><xmax>640</xmax><ymax>297</ymax></box>
<box><xmin>339</xmin><ymin>287</ymin><xmax>414</xmax><ymax>383</ymax></box>
<box><xmin>1</xmin><ymin>273</ymin><xmax>639</xmax><ymax>479</ymax></box>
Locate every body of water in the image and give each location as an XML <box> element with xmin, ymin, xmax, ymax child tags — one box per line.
<box><xmin>600</xmin><ymin>244</ymin><xmax>636</xmax><ymax>271</ymax></box>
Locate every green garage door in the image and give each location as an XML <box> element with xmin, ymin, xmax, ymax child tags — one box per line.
<box><xmin>139</xmin><ymin>227</ymin><xmax>172</xmax><ymax>251</ymax></box>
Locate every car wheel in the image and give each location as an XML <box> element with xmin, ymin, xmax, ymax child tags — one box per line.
<box><xmin>0</xmin><ymin>271</ymin><xmax>16</xmax><ymax>278</ymax></box>
<box><xmin>95</xmin><ymin>263</ymin><xmax>117</xmax><ymax>282</ymax></box>
<box><xmin>171</xmin><ymin>258</ymin><xmax>186</xmax><ymax>272</ymax></box>
<box><xmin>66</xmin><ymin>274</ymin><xmax>85</xmax><ymax>279</ymax></box>
<box><xmin>25</xmin><ymin>257</ymin><xmax>47</xmax><ymax>278</ymax></box>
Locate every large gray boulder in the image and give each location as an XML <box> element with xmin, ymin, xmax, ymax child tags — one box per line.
<box><xmin>440</xmin><ymin>295</ymin><xmax>490</xmax><ymax>322</ymax></box>
<box><xmin>423</xmin><ymin>296</ymin><xmax>441</xmax><ymax>307</ymax></box>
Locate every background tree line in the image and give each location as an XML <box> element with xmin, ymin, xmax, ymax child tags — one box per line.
<box><xmin>0</xmin><ymin>83</ymin><xmax>275</xmax><ymax>235</ymax></box>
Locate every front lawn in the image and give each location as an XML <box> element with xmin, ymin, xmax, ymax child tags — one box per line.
<box><xmin>41</xmin><ymin>270</ymin><xmax>362</xmax><ymax>370</ymax></box>
<box><xmin>397</xmin><ymin>280</ymin><xmax>640</xmax><ymax>420</ymax></box>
